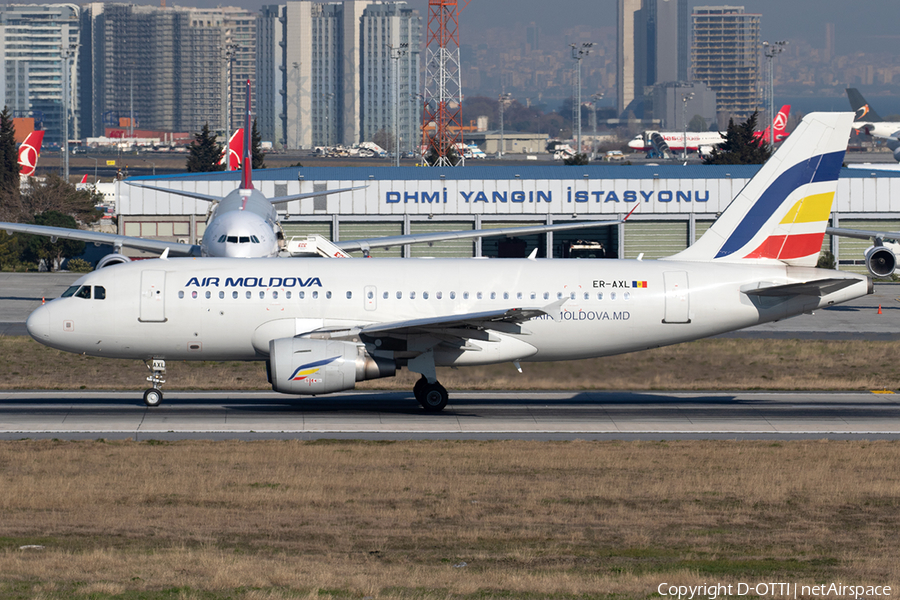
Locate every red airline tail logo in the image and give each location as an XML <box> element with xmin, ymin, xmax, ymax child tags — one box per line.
<box><xmin>17</xmin><ymin>131</ymin><xmax>44</xmax><ymax>177</ymax></box>
<box><xmin>79</xmin><ymin>174</ymin><xmax>89</xmax><ymax>184</ymax></box>
<box><xmin>220</xmin><ymin>128</ymin><xmax>244</xmax><ymax>171</ymax></box>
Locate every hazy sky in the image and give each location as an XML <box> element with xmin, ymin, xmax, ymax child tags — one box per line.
<box><xmin>58</xmin><ymin>0</ymin><xmax>900</xmax><ymax>56</ymax></box>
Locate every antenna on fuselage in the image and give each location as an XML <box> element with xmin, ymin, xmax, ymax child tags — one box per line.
<box><xmin>240</xmin><ymin>79</ymin><xmax>253</xmax><ymax>191</ymax></box>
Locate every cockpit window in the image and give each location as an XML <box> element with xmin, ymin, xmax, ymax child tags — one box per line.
<box><xmin>74</xmin><ymin>286</ymin><xmax>91</xmax><ymax>299</ymax></box>
<box><xmin>218</xmin><ymin>235</ymin><xmax>227</xmax><ymax>243</ymax></box>
<box><xmin>61</xmin><ymin>285</ymin><xmax>79</xmax><ymax>298</ymax></box>
<box><xmin>227</xmin><ymin>236</ymin><xmax>238</xmax><ymax>243</ymax></box>
<box><xmin>94</xmin><ymin>286</ymin><xmax>106</xmax><ymax>300</ymax></box>
<box><xmin>251</xmin><ymin>235</ymin><xmax>260</xmax><ymax>243</ymax></box>
<box><xmin>239</xmin><ymin>236</ymin><xmax>250</xmax><ymax>244</ymax></box>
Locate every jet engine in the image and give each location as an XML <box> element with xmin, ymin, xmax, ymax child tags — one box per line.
<box><xmin>267</xmin><ymin>338</ymin><xmax>395</xmax><ymax>395</ymax></box>
<box><xmin>893</xmin><ymin>146</ymin><xmax>900</xmax><ymax>162</ymax></box>
<box><xmin>865</xmin><ymin>244</ymin><xmax>897</xmax><ymax>278</ymax></box>
<box><xmin>95</xmin><ymin>253</ymin><xmax>132</xmax><ymax>269</ymax></box>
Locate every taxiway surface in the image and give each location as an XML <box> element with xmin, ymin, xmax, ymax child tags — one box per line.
<box><xmin>2</xmin><ymin>390</ymin><xmax>900</xmax><ymax>441</ymax></box>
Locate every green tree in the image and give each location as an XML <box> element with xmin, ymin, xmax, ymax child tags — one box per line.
<box><xmin>688</xmin><ymin>114</ymin><xmax>708</xmax><ymax>132</ymax></box>
<box><xmin>186</xmin><ymin>124</ymin><xmax>224</xmax><ymax>173</ymax></box>
<box><xmin>563</xmin><ymin>153</ymin><xmax>590</xmax><ymax>166</ymax></box>
<box><xmin>20</xmin><ymin>173</ymin><xmax>101</xmax><ymax>225</ymax></box>
<box><xmin>0</xmin><ymin>106</ymin><xmax>19</xmax><ymax>190</ymax></box>
<box><xmin>422</xmin><ymin>138</ymin><xmax>462</xmax><ymax>166</ymax></box>
<box><xmin>251</xmin><ymin>119</ymin><xmax>266</xmax><ymax>170</ymax></box>
<box><xmin>703</xmin><ymin>111</ymin><xmax>772</xmax><ymax>165</ymax></box>
<box><xmin>22</xmin><ymin>211</ymin><xmax>85</xmax><ymax>271</ymax></box>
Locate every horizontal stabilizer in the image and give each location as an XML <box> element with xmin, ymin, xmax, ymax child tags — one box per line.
<box><xmin>743</xmin><ymin>278</ymin><xmax>860</xmax><ymax>298</ymax></box>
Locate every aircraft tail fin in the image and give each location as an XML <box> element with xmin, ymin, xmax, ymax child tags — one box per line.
<box><xmin>665</xmin><ymin>112</ymin><xmax>853</xmax><ymax>267</ymax></box>
<box><xmin>79</xmin><ymin>174</ymin><xmax>88</xmax><ymax>184</ymax></box>
<box><xmin>220</xmin><ymin>128</ymin><xmax>244</xmax><ymax>171</ymax></box>
<box><xmin>847</xmin><ymin>88</ymin><xmax>884</xmax><ymax>122</ymax></box>
<box><xmin>772</xmin><ymin>105</ymin><xmax>790</xmax><ymax>142</ymax></box>
<box><xmin>240</xmin><ymin>79</ymin><xmax>253</xmax><ymax>190</ymax></box>
<box><xmin>17</xmin><ymin>130</ymin><xmax>44</xmax><ymax>177</ymax></box>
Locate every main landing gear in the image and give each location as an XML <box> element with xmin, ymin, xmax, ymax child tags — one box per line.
<box><xmin>143</xmin><ymin>359</ymin><xmax>166</xmax><ymax>407</ymax></box>
<box><xmin>413</xmin><ymin>376</ymin><xmax>449</xmax><ymax>412</ymax></box>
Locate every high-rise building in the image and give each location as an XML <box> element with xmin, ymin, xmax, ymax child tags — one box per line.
<box><xmin>223</xmin><ymin>8</ymin><xmax>259</xmax><ymax>137</ymax></box>
<box><xmin>691</xmin><ymin>6</ymin><xmax>761</xmax><ymax>121</ymax></box>
<box><xmin>1</xmin><ymin>60</ymin><xmax>30</xmax><ymax>114</ymax></box>
<box><xmin>80</xmin><ymin>3</ymin><xmax>235</xmax><ymax>138</ymax></box>
<box><xmin>617</xmin><ymin>0</ymin><xmax>687</xmax><ymax>116</ymax></box>
<box><xmin>0</xmin><ymin>4</ymin><xmax>80</xmax><ymax>146</ymax></box>
<box><xmin>259</xmin><ymin>0</ymin><xmax>420</xmax><ymax>150</ymax></box>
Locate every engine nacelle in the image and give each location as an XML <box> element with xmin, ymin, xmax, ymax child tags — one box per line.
<box><xmin>893</xmin><ymin>145</ymin><xmax>900</xmax><ymax>162</ymax></box>
<box><xmin>95</xmin><ymin>253</ymin><xmax>131</xmax><ymax>269</ymax></box>
<box><xmin>865</xmin><ymin>244</ymin><xmax>897</xmax><ymax>278</ymax></box>
<box><xmin>268</xmin><ymin>338</ymin><xmax>395</xmax><ymax>395</ymax></box>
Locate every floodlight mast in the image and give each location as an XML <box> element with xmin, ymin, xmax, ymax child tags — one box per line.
<box><xmin>422</xmin><ymin>0</ymin><xmax>470</xmax><ymax>167</ymax></box>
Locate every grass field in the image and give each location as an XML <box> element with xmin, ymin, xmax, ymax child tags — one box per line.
<box><xmin>2</xmin><ymin>336</ymin><xmax>898</xmax><ymax>392</ymax></box>
<box><xmin>0</xmin><ymin>440</ymin><xmax>898</xmax><ymax>599</ymax></box>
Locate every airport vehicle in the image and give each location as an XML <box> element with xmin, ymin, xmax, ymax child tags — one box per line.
<box><xmin>846</xmin><ymin>88</ymin><xmax>900</xmax><ymax>162</ymax></box>
<box><xmin>17</xmin><ymin>130</ymin><xmax>44</xmax><ymax>177</ymax></box>
<box><xmin>605</xmin><ymin>150</ymin><xmax>626</xmax><ymax>162</ymax></box>
<box><xmin>26</xmin><ymin>112</ymin><xmax>871</xmax><ymax>411</ymax></box>
<box><xmin>628</xmin><ymin>105</ymin><xmax>790</xmax><ymax>157</ymax></box>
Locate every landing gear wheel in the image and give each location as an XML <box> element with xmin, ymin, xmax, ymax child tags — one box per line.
<box><xmin>143</xmin><ymin>388</ymin><xmax>163</xmax><ymax>407</ymax></box>
<box><xmin>413</xmin><ymin>376</ymin><xmax>428</xmax><ymax>405</ymax></box>
<box><xmin>419</xmin><ymin>382</ymin><xmax>448</xmax><ymax>412</ymax></box>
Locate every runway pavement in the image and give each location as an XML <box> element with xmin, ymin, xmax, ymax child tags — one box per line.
<box><xmin>2</xmin><ymin>390</ymin><xmax>900</xmax><ymax>441</ymax></box>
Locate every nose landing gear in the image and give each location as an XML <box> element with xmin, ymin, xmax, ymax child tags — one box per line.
<box><xmin>144</xmin><ymin>359</ymin><xmax>166</xmax><ymax>407</ymax></box>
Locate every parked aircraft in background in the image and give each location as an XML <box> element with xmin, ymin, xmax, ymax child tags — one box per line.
<box><xmin>846</xmin><ymin>88</ymin><xmax>900</xmax><ymax>162</ymax></box>
<box><xmin>0</xmin><ymin>82</ymin><xmax>627</xmax><ymax>264</ymax></box>
<box><xmin>17</xmin><ymin>131</ymin><xmax>44</xmax><ymax>177</ymax></box>
<box><xmin>628</xmin><ymin>106</ymin><xmax>790</xmax><ymax>158</ymax></box>
<box><xmin>25</xmin><ymin>112</ymin><xmax>870</xmax><ymax>411</ymax></box>
<box><xmin>825</xmin><ymin>226</ymin><xmax>900</xmax><ymax>278</ymax></box>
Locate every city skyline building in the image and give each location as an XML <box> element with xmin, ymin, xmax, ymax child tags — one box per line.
<box><xmin>691</xmin><ymin>5</ymin><xmax>761</xmax><ymax>121</ymax></box>
<box><xmin>0</xmin><ymin>3</ymin><xmax>80</xmax><ymax>146</ymax></box>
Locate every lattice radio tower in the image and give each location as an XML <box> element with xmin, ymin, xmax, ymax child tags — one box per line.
<box><xmin>422</xmin><ymin>0</ymin><xmax>469</xmax><ymax>166</ymax></box>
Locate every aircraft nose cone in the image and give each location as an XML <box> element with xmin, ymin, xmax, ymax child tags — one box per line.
<box><xmin>26</xmin><ymin>305</ymin><xmax>50</xmax><ymax>341</ymax></box>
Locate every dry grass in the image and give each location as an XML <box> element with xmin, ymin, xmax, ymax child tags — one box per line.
<box><xmin>0</xmin><ymin>440</ymin><xmax>899</xmax><ymax>599</ymax></box>
<box><xmin>2</xmin><ymin>336</ymin><xmax>899</xmax><ymax>392</ymax></box>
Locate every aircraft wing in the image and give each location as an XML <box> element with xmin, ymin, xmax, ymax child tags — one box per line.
<box><xmin>127</xmin><ymin>181</ymin><xmax>368</xmax><ymax>206</ymax></box>
<box><xmin>0</xmin><ymin>222</ymin><xmax>201</xmax><ymax>257</ymax></box>
<box><xmin>269</xmin><ymin>185</ymin><xmax>369</xmax><ymax>206</ymax></box>
<box><xmin>743</xmin><ymin>278</ymin><xmax>861</xmax><ymax>298</ymax></box>
<box><xmin>125</xmin><ymin>181</ymin><xmax>223</xmax><ymax>202</ymax></box>
<box><xmin>335</xmin><ymin>219</ymin><xmax>624</xmax><ymax>252</ymax></box>
<box><xmin>826</xmin><ymin>226</ymin><xmax>900</xmax><ymax>242</ymax></box>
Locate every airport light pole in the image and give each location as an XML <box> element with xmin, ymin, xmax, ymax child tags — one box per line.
<box><xmin>570</xmin><ymin>42</ymin><xmax>593</xmax><ymax>156</ymax></box>
<box><xmin>590</xmin><ymin>92</ymin><xmax>603</xmax><ymax>160</ymax></box>
<box><xmin>224</xmin><ymin>43</ymin><xmax>239</xmax><ymax>169</ymax></box>
<box><xmin>682</xmin><ymin>91</ymin><xmax>694</xmax><ymax>160</ymax></box>
<box><xmin>292</xmin><ymin>62</ymin><xmax>301</xmax><ymax>150</ymax></box>
<box><xmin>498</xmin><ymin>92</ymin><xmax>511</xmax><ymax>158</ymax></box>
<box><xmin>389</xmin><ymin>43</ymin><xmax>408</xmax><ymax>168</ymax></box>
<box><xmin>61</xmin><ymin>44</ymin><xmax>78</xmax><ymax>183</ymax></box>
<box><xmin>763</xmin><ymin>40</ymin><xmax>786</xmax><ymax>147</ymax></box>
<box><xmin>323</xmin><ymin>92</ymin><xmax>335</xmax><ymax>148</ymax></box>
<box><xmin>89</xmin><ymin>157</ymin><xmax>98</xmax><ymax>184</ymax></box>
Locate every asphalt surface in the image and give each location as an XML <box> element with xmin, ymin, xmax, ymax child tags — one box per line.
<box><xmin>1</xmin><ymin>390</ymin><xmax>899</xmax><ymax>441</ymax></box>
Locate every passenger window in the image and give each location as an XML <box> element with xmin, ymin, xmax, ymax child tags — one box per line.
<box><xmin>503</xmin><ymin>292</ymin><xmax>510</xmax><ymax>300</ymax></box>
<box><xmin>410</xmin><ymin>291</ymin><xmax>416</xmax><ymax>299</ymax></box>
<box><xmin>178</xmin><ymin>291</ymin><xmax>184</xmax><ymax>299</ymax></box>
<box><xmin>584</xmin><ymin>293</ymin><xmax>590</xmax><ymax>300</ymax></box>
<box><xmin>530</xmin><ymin>292</ymin><xmax>536</xmax><ymax>300</ymax></box>
<box><xmin>245</xmin><ymin>291</ymin><xmax>251</xmax><ymax>299</ymax></box>
<box><xmin>557</xmin><ymin>292</ymin><xmax>563</xmax><ymax>300</ymax></box>
<box><xmin>232</xmin><ymin>291</ymin><xmax>238</xmax><ymax>299</ymax></box>
<box><xmin>219</xmin><ymin>291</ymin><xmax>225</xmax><ymax>299</ymax></box>
<box><xmin>477</xmin><ymin>292</ymin><xmax>482</xmax><ymax>300</ymax></box>
<box><xmin>436</xmin><ymin>291</ymin><xmax>443</xmax><ymax>300</ymax></box>
<box><xmin>312</xmin><ymin>291</ymin><xmax>319</xmax><ymax>299</ymax></box>
<box><xmin>192</xmin><ymin>291</ymin><xmax>198</xmax><ymax>299</ymax></box>
<box><xmin>423</xmin><ymin>292</ymin><xmax>429</xmax><ymax>300</ymax></box>
<box><xmin>273</xmin><ymin>291</ymin><xmax>279</xmax><ymax>299</ymax></box>
<box><xmin>382</xmin><ymin>291</ymin><xmax>388</xmax><ymax>299</ymax></box>
<box><xmin>286</xmin><ymin>291</ymin><xmax>291</xmax><ymax>299</ymax></box>
<box><xmin>611</xmin><ymin>292</ymin><xmax>617</xmax><ymax>300</ymax></box>
<box><xmin>396</xmin><ymin>291</ymin><xmax>402</xmax><ymax>299</ymax></box>
<box><xmin>597</xmin><ymin>292</ymin><xmax>603</xmax><ymax>300</ymax></box>
<box><xmin>94</xmin><ymin>286</ymin><xmax>106</xmax><ymax>300</ymax></box>
<box><xmin>299</xmin><ymin>291</ymin><xmax>305</xmax><ymax>299</ymax></box>
<box><xmin>543</xmin><ymin>292</ymin><xmax>549</xmax><ymax>300</ymax></box>
<box><xmin>347</xmin><ymin>291</ymin><xmax>353</xmax><ymax>299</ymax></box>
<box><xmin>259</xmin><ymin>291</ymin><xmax>265</xmax><ymax>299</ymax></box>
<box><xmin>205</xmin><ymin>291</ymin><xmax>211</xmax><ymax>299</ymax></box>
<box><xmin>490</xmin><ymin>292</ymin><xmax>496</xmax><ymax>300</ymax></box>
<box><xmin>624</xmin><ymin>292</ymin><xmax>631</xmax><ymax>300</ymax></box>
<box><xmin>450</xmin><ymin>291</ymin><xmax>456</xmax><ymax>300</ymax></box>
<box><xmin>326</xmin><ymin>291</ymin><xmax>332</xmax><ymax>299</ymax></box>
<box><xmin>570</xmin><ymin>293</ymin><xmax>576</xmax><ymax>300</ymax></box>
<box><xmin>367</xmin><ymin>291</ymin><xmax>374</xmax><ymax>299</ymax></box>
<box><xmin>463</xmin><ymin>292</ymin><xmax>469</xmax><ymax>300</ymax></box>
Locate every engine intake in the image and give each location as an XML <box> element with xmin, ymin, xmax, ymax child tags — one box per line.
<box><xmin>95</xmin><ymin>253</ymin><xmax>131</xmax><ymax>269</ymax></box>
<box><xmin>865</xmin><ymin>244</ymin><xmax>897</xmax><ymax>278</ymax></box>
<box><xmin>268</xmin><ymin>338</ymin><xmax>395</xmax><ymax>395</ymax></box>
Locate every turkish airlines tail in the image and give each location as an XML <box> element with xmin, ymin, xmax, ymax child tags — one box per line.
<box><xmin>79</xmin><ymin>174</ymin><xmax>88</xmax><ymax>184</ymax></box>
<box><xmin>17</xmin><ymin>130</ymin><xmax>45</xmax><ymax>177</ymax></box>
<box><xmin>753</xmin><ymin>105</ymin><xmax>791</xmax><ymax>146</ymax></box>
<box><xmin>666</xmin><ymin>112</ymin><xmax>853</xmax><ymax>268</ymax></box>
<box><xmin>240</xmin><ymin>79</ymin><xmax>253</xmax><ymax>190</ymax></box>
<box><xmin>219</xmin><ymin>128</ymin><xmax>244</xmax><ymax>171</ymax></box>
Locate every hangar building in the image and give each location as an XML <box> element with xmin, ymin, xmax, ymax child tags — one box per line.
<box><xmin>116</xmin><ymin>165</ymin><xmax>900</xmax><ymax>273</ymax></box>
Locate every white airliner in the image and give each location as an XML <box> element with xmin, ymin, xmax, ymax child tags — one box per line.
<box><xmin>824</xmin><ymin>225</ymin><xmax>900</xmax><ymax>278</ymax></box>
<box><xmin>846</xmin><ymin>88</ymin><xmax>900</xmax><ymax>162</ymax></box>
<box><xmin>0</xmin><ymin>81</ymin><xmax>624</xmax><ymax>263</ymax></box>
<box><xmin>26</xmin><ymin>112</ymin><xmax>870</xmax><ymax>411</ymax></box>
